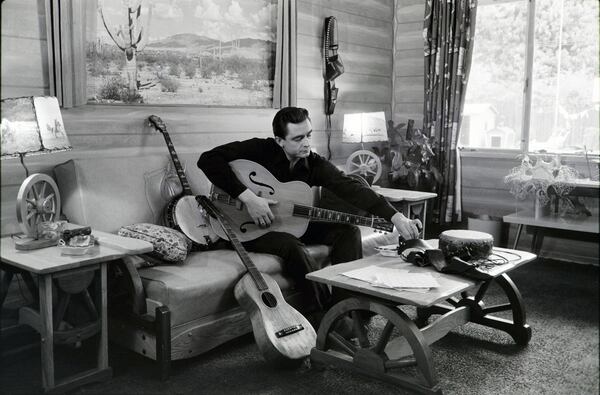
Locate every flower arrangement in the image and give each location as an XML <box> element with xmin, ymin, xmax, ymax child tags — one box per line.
<box><xmin>373</xmin><ymin>119</ymin><xmax>441</xmax><ymax>191</ymax></box>
<box><xmin>504</xmin><ymin>154</ymin><xmax>590</xmax><ymax>216</ymax></box>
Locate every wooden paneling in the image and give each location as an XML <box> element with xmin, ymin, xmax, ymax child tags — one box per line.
<box><xmin>1</xmin><ymin>36</ymin><xmax>49</xmax><ymax>91</ymax></box>
<box><xmin>297</xmin><ymin>35</ymin><xmax>392</xmax><ymax>77</ymax></box>
<box><xmin>392</xmin><ymin>1</ymin><xmax>425</xmax><ymax>126</ymax></box>
<box><xmin>298</xmin><ymin>3</ymin><xmax>393</xmax><ymax>49</ymax></box>
<box><xmin>0</xmin><ymin>0</ymin><xmax>49</xmax><ymax>97</ymax></box>
<box><xmin>395</xmin><ymin>21</ymin><xmax>423</xmax><ymax>50</ymax></box>
<box><xmin>298</xmin><ymin>71</ymin><xmax>392</xmax><ymax>104</ymax></box>
<box><xmin>395</xmin><ymin>0</ymin><xmax>426</xmax><ymax>24</ymax></box>
<box><xmin>297</xmin><ymin>0</ymin><xmax>394</xmax><ymax>163</ymax></box>
<box><xmin>394</xmin><ymin>75</ymin><xmax>424</xmax><ymax>103</ymax></box>
<box><xmin>302</xmin><ymin>0</ymin><xmax>394</xmax><ymax>21</ymax></box>
<box><xmin>0</xmin><ymin>0</ymin><xmax>47</xmax><ymax>39</ymax></box>
<box><xmin>395</xmin><ymin>48</ymin><xmax>423</xmax><ymax>77</ymax></box>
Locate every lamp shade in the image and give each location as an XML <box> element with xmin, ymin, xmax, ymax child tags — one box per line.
<box><xmin>1</xmin><ymin>96</ymin><xmax>71</xmax><ymax>158</ymax></box>
<box><xmin>342</xmin><ymin>111</ymin><xmax>388</xmax><ymax>143</ymax></box>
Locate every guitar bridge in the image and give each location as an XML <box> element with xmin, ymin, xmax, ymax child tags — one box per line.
<box><xmin>275</xmin><ymin>324</ymin><xmax>304</xmax><ymax>338</ymax></box>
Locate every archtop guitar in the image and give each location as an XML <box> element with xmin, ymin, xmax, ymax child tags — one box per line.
<box><xmin>196</xmin><ymin>195</ymin><xmax>317</xmax><ymax>362</ymax></box>
<box><xmin>209</xmin><ymin>159</ymin><xmax>394</xmax><ymax>242</ymax></box>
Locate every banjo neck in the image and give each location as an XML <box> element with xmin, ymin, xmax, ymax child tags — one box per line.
<box><xmin>148</xmin><ymin>115</ymin><xmax>193</xmax><ymax>196</ymax></box>
<box><xmin>161</xmin><ymin>132</ymin><xmax>193</xmax><ymax>196</ymax></box>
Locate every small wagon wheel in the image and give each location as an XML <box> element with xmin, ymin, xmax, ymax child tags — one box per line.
<box><xmin>312</xmin><ymin>297</ymin><xmax>442</xmax><ymax>394</ymax></box>
<box><xmin>16</xmin><ymin>173</ymin><xmax>61</xmax><ymax>237</ymax></box>
<box><xmin>345</xmin><ymin>150</ymin><xmax>382</xmax><ymax>184</ymax></box>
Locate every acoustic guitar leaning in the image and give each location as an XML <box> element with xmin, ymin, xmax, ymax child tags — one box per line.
<box><xmin>208</xmin><ymin>159</ymin><xmax>395</xmax><ymax>242</ymax></box>
<box><xmin>196</xmin><ymin>195</ymin><xmax>317</xmax><ymax>362</ymax></box>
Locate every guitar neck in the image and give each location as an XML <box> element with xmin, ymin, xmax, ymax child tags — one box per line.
<box><xmin>208</xmin><ymin>206</ymin><xmax>268</xmax><ymax>291</ymax></box>
<box><xmin>293</xmin><ymin>205</ymin><xmax>394</xmax><ymax>232</ymax></box>
<box><xmin>161</xmin><ymin>132</ymin><xmax>193</xmax><ymax>196</ymax></box>
<box><xmin>210</xmin><ymin>191</ymin><xmax>394</xmax><ymax>233</ymax></box>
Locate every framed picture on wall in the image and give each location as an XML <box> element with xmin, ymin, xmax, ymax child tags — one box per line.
<box><xmin>85</xmin><ymin>0</ymin><xmax>278</xmax><ymax>107</ymax></box>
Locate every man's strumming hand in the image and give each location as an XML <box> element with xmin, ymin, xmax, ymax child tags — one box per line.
<box><xmin>238</xmin><ymin>189</ymin><xmax>278</xmax><ymax>228</ymax></box>
<box><xmin>391</xmin><ymin>212</ymin><xmax>422</xmax><ymax>240</ymax></box>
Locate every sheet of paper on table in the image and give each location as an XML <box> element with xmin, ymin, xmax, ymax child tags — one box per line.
<box><xmin>341</xmin><ymin>264</ymin><xmax>439</xmax><ymax>292</ymax></box>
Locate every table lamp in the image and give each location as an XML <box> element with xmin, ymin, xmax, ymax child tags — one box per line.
<box><xmin>1</xmin><ymin>96</ymin><xmax>71</xmax><ymax>249</ymax></box>
<box><xmin>342</xmin><ymin>111</ymin><xmax>388</xmax><ymax>184</ymax></box>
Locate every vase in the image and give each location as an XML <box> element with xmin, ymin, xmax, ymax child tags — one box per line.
<box><xmin>533</xmin><ymin>196</ymin><xmax>551</xmax><ymax>219</ymax></box>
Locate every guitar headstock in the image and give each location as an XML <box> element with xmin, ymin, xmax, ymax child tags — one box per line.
<box><xmin>148</xmin><ymin>115</ymin><xmax>167</xmax><ymax>133</ymax></box>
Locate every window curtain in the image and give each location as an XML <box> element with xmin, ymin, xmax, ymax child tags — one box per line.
<box><xmin>423</xmin><ymin>0</ymin><xmax>477</xmax><ymax>224</ymax></box>
<box><xmin>46</xmin><ymin>0</ymin><xmax>90</xmax><ymax>108</ymax></box>
<box><xmin>273</xmin><ymin>0</ymin><xmax>297</xmax><ymax>108</ymax></box>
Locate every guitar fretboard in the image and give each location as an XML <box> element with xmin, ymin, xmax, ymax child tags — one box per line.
<box><xmin>200</xmin><ymin>197</ymin><xmax>268</xmax><ymax>291</ymax></box>
<box><xmin>210</xmin><ymin>192</ymin><xmax>394</xmax><ymax>233</ymax></box>
<box><xmin>292</xmin><ymin>205</ymin><xmax>394</xmax><ymax>232</ymax></box>
<box><xmin>161</xmin><ymin>132</ymin><xmax>193</xmax><ymax>196</ymax></box>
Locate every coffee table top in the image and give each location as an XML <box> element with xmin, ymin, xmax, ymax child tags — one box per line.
<box><xmin>306</xmin><ymin>241</ymin><xmax>536</xmax><ymax>307</ymax></box>
<box><xmin>0</xmin><ymin>225</ymin><xmax>153</xmax><ymax>274</ymax></box>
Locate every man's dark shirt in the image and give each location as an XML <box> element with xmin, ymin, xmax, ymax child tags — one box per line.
<box><xmin>197</xmin><ymin>137</ymin><xmax>397</xmax><ymax>220</ymax></box>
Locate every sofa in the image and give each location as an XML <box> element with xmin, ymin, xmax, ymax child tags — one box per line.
<box><xmin>52</xmin><ymin>151</ymin><xmax>395</xmax><ymax>379</ymax></box>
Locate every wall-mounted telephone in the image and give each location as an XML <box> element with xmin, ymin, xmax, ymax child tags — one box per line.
<box><xmin>323</xmin><ymin>16</ymin><xmax>343</xmax><ymax>116</ymax></box>
<box><xmin>324</xmin><ymin>82</ymin><xmax>338</xmax><ymax>116</ymax></box>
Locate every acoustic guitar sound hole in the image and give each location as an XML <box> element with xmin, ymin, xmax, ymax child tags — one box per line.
<box><xmin>261</xmin><ymin>292</ymin><xmax>278</xmax><ymax>308</ymax></box>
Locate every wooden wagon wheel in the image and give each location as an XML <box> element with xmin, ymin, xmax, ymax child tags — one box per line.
<box><xmin>312</xmin><ymin>297</ymin><xmax>442</xmax><ymax>394</ymax></box>
<box><xmin>345</xmin><ymin>150</ymin><xmax>382</xmax><ymax>184</ymax></box>
<box><xmin>16</xmin><ymin>173</ymin><xmax>61</xmax><ymax>237</ymax></box>
<box><xmin>417</xmin><ymin>273</ymin><xmax>532</xmax><ymax>346</ymax></box>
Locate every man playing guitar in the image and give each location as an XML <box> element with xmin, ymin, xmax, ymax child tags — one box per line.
<box><xmin>197</xmin><ymin>107</ymin><xmax>421</xmax><ymax>310</ymax></box>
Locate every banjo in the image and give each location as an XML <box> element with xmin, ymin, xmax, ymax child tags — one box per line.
<box><xmin>148</xmin><ymin>115</ymin><xmax>219</xmax><ymax>248</ymax></box>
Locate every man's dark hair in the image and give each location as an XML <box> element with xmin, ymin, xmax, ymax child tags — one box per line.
<box><xmin>272</xmin><ymin>107</ymin><xmax>310</xmax><ymax>138</ymax></box>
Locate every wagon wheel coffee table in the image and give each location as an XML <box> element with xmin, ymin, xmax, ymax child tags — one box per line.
<box><xmin>307</xmin><ymin>241</ymin><xmax>536</xmax><ymax>394</ymax></box>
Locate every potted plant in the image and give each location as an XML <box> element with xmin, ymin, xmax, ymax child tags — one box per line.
<box><xmin>373</xmin><ymin>119</ymin><xmax>442</xmax><ymax>191</ymax></box>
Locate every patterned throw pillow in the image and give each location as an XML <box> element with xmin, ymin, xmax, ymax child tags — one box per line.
<box><xmin>118</xmin><ymin>223</ymin><xmax>191</xmax><ymax>263</ymax></box>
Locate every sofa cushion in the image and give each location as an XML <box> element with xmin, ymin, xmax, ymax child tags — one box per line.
<box><xmin>118</xmin><ymin>223</ymin><xmax>191</xmax><ymax>263</ymax></box>
<box><xmin>53</xmin><ymin>153</ymin><xmax>211</xmax><ymax>233</ymax></box>
<box><xmin>140</xmin><ymin>244</ymin><xmax>331</xmax><ymax>327</ymax></box>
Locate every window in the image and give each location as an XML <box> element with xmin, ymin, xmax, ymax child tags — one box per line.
<box><xmin>461</xmin><ymin>0</ymin><xmax>599</xmax><ymax>154</ymax></box>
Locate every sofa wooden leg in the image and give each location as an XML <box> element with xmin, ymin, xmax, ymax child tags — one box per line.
<box><xmin>155</xmin><ymin>306</ymin><xmax>171</xmax><ymax>381</ymax></box>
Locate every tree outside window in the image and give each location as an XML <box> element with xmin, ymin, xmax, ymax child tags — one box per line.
<box><xmin>460</xmin><ymin>0</ymin><xmax>599</xmax><ymax>155</ymax></box>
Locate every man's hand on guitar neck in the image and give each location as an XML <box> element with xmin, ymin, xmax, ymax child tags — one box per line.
<box><xmin>238</xmin><ymin>189</ymin><xmax>278</xmax><ymax>228</ymax></box>
<box><xmin>391</xmin><ymin>212</ymin><xmax>422</xmax><ymax>240</ymax></box>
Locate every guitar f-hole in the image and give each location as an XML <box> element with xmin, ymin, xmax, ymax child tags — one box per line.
<box><xmin>248</xmin><ymin>171</ymin><xmax>275</xmax><ymax>195</ymax></box>
<box><xmin>239</xmin><ymin>221</ymin><xmax>255</xmax><ymax>233</ymax></box>
<box><xmin>261</xmin><ymin>291</ymin><xmax>278</xmax><ymax>308</ymax></box>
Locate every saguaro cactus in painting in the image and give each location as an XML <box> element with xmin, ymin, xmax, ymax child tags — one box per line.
<box><xmin>98</xmin><ymin>0</ymin><xmax>152</xmax><ymax>99</ymax></box>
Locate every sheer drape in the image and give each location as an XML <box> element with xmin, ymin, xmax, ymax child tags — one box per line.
<box><xmin>423</xmin><ymin>0</ymin><xmax>477</xmax><ymax>224</ymax></box>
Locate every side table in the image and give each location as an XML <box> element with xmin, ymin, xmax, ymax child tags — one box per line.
<box><xmin>307</xmin><ymin>242</ymin><xmax>536</xmax><ymax>394</ymax></box>
<box><xmin>0</xmin><ymin>225</ymin><xmax>152</xmax><ymax>393</ymax></box>
<box><xmin>373</xmin><ymin>187</ymin><xmax>437</xmax><ymax>236</ymax></box>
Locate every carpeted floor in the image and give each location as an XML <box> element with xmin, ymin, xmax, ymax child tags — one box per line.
<box><xmin>1</xmin><ymin>258</ymin><xmax>598</xmax><ymax>394</ymax></box>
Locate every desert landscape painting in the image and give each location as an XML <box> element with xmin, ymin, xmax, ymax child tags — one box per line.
<box><xmin>86</xmin><ymin>0</ymin><xmax>277</xmax><ymax>107</ymax></box>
